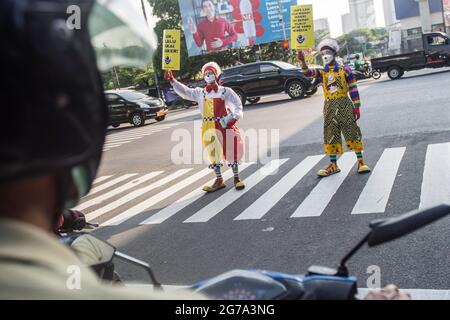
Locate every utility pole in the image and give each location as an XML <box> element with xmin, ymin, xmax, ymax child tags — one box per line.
<box><xmin>277</xmin><ymin>0</ymin><xmax>289</xmax><ymax>61</ymax></box>
<box><xmin>140</xmin><ymin>0</ymin><xmax>162</xmax><ymax>99</ymax></box>
<box><xmin>103</xmin><ymin>43</ymin><xmax>121</xmax><ymax>89</ymax></box>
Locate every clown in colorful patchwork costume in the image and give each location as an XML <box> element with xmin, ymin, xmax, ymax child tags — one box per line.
<box><xmin>165</xmin><ymin>62</ymin><xmax>245</xmax><ymax>192</ymax></box>
<box><xmin>297</xmin><ymin>39</ymin><xmax>371</xmax><ymax>177</ymax></box>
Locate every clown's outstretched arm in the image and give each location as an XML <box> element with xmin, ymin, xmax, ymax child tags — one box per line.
<box><xmin>165</xmin><ymin>70</ymin><xmax>202</xmax><ymax>103</ymax></box>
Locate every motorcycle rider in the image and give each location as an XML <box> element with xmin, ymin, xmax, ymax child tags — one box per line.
<box><xmin>0</xmin><ymin>0</ymin><xmax>409</xmax><ymax>301</ymax></box>
<box><xmin>354</xmin><ymin>54</ymin><xmax>364</xmax><ymax>72</ymax></box>
<box><xmin>0</xmin><ymin>0</ymin><xmax>204</xmax><ymax>300</ymax></box>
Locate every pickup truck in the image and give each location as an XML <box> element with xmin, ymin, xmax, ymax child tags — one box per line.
<box><xmin>371</xmin><ymin>32</ymin><xmax>450</xmax><ymax>80</ymax></box>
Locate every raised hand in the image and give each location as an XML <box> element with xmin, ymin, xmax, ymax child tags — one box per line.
<box><xmin>296</xmin><ymin>50</ymin><xmax>306</xmax><ymax>64</ymax></box>
<box><xmin>164</xmin><ymin>70</ymin><xmax>175</xmax><ymax>82</ymax></box>
<box><xmin>187</xmin><ymin>17</ymin><xmax>197</xmax><ymax>34</ymax></box>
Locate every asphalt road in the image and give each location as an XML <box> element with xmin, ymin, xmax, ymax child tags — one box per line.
<box><xmin>82</xmin><ymin>67</ymin><xmax>450</xmax><ymax>294</ymax></box>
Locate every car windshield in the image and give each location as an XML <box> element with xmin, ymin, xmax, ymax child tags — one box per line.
<box><xmin>272</xmin><ymin>61</ymin><xmax>298</xmax><ymax>70</ymax></box>
<box><xmin>117</xmin><ymin>91</ymin><xmax>149</xmax><ymax>101</ymax></box>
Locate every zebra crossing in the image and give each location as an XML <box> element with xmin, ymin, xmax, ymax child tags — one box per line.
<box><xmin>103</xmin><ymin>122</ymin><xmax>182</xmax><ymax>152</ymax></box>
<box><xmin>74</xmin><ymin>142</ymin><xmax>450</xmax><ymax>227</ymax></box>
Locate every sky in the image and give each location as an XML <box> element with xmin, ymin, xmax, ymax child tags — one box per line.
<box><xmin>136</xmin><ymin>0</ymin><xmax>386</xmax><ymax>37</ymax></box>
<box><xmin>295</xmin><ymin>0</ymin><xmax>386</xmax><ymax>37</ymax></box>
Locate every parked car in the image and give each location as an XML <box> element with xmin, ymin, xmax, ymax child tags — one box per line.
<box><xmin>220</xmin><ymin>61</ymin><xmax>320</xmax><ymax>105</ymax></box>
<box><xmin>371</xmin><ymin>32</ymin><xmax>450</xmax><ymax>80</ymax></box>
<box><xmin>105</xmin><ymin>90</ymin><xmax>168</xmax><ymax>128</ymax></box>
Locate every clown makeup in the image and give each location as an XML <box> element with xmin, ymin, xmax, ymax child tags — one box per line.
<box><xmin>321</xmin><ymin>49</ymin><xmax>336</xmax><ymax>66</ymax></box>
<box><xmin>204</xmin><ymin>70</ymin><xmax>216</xmax><ymax>84</ymax></box>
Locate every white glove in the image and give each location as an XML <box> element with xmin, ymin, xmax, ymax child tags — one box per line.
<box><xmin>219</xmin><ymin>114</ymin><xmax>235</xmax><ymax>129</ymax></box>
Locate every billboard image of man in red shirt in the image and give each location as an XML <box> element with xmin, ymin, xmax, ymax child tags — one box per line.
<box><xmin>187</xmin><ymin>0</ymin><xmax>238</xmax><ymax>52</ymax></box>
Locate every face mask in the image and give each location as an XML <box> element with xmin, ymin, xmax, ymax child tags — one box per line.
<box><xmin>322</xmin><ymin>54</ymin><xmax>334</xmax><ymax>65</ymax></box>
<box><xmin>204</xmin><ymin>73</ymin><xmax>216</xmax><ymax>84</ymax></box>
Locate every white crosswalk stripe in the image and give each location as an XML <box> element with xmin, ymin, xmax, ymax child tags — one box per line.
<box><xmin>183</xmin><ymin>159</ymin><xmax>289</xmax><ymax>223</ymax></box>
<box><xmin>352</xmin><ymin>147</ymin><xmax>406</xmax><ymax>215</ymax></box>
<box><xmin>86</xmin><ymin>169</ymin><xmax>192</xmax><ymax>221</ymax></box>
<box><xmin>88</xmin><ymin>174</ymin><xmax>137</xmax><ymax>196</ymax></box>
<box><xmin>74</xmin><ymin>171</ymin><xmax>163</xmax><ymax>211</ymax></box>
<box><xmin>291</xmin><ymin>152</ymin><xmax>355</xmax><ymax>218</ymax></box>
<box><xmin>93</xmin><ymin>175</ymin><xmax>112</xmax><ymax>184</ymax></box>
<box><xmin>140</xmin><ymin>162</ymin><xmax>255</xmax><ymax>225</ymax></box>
<box><xmin>420</xmin><ymin>142</ymin><xmax>450</xmax><ymax>209</ymax></box>
<box><xmin>76</xmin><ymin>142</ymin><xmax>450</xmax><ymax>228</ymax></box>
<box><xmin>103</xmin><ymin>141</ymin><xmax>132</xmax><ymax>148</ymax></box>
<box><xmin>102</xmin><ymin>168</ymin><xmax>213</xmax><ymax>226</ymax></box>
<box><xmin>103</xmin><ymin>122</ymin><xmax>181</xmax><ymax>152</ymax></box>
<box><xmin>105</xmin><ymin>135</ymin><xmax>151</xmax><ymax>143</ymax></box>
<box><xmin>235</xmin><ymin>155</ymin><xmax>324</xmax><ymax>220</ymax></box>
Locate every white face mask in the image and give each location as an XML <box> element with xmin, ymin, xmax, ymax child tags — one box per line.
<box><xmin>204</xmin><ymin>73</ymin><xmax>216</xmax><ymax>84</ymax></box>
<box><xmin>322</xmin><ymin>54</ymin><xmax>334</xmax><ymax>65</ymax></box>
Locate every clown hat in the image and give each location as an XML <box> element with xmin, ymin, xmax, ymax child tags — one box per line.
<box><xmin>202</xmin><ymin>62</ymin><xmax>222</xmax><ymax>78</ymax></box>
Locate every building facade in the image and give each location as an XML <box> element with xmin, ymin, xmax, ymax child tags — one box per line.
<box><xmin>387</xmin><ymin>0</ymin><xmax>447</xmax><ymax>52</ymax></box>
<box><xmin>314</xmin><ymin>18</ymin><xmax>330</xmax><ymax>33</ymax></box>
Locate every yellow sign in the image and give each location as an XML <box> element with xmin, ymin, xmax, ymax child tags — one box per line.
<box><xmin>162</xmin><ymin>29</ymin><xmax>181</xmax><ymax>71</ymax></box>
<box><xmin>290</xmin><ymin>5</ymin><xmax>314</xmax><ymax>49</ymax></box>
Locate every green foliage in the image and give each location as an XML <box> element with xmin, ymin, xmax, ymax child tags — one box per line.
<box><xmin>337</xmin><ymin>28</ymin><xmax>388</xmax><ymax>58</ymax></box>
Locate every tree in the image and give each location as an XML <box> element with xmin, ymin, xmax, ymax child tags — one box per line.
<box><xmin>337</xmin><ymin>28</ymin><xmax>387</xmax><ymax>58</ymax></box>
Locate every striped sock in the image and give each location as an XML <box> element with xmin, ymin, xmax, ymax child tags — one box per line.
<box><xmin>356</xmin><ymin>151</ymin><xmax>363</xmax><ymax>160</ymax></box>
<box><xmin>329</xmin><ymin>154</ymin><xmax>337</xmax><ymax>163</ymax></box>
<box><xmin>232</xmin><ymin>165</ymin><xmax>239</xmax><ymax>179</ymax></box>
<box><xmin>214</xmin><ymin>166</ymin><xmax>222</xmax><ymax>179</ymax></box>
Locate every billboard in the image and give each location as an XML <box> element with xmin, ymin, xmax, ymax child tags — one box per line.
<box><xmin>394</xmin><ymin>0</ymin><xmax>443</xmax><ymax>20</ymax></box>
<box><xmin>178</xmin><ymin>0</ymin><xmax>297</xmax><ymax>57</ymax></box>
<box><xmin>444</xmin><ymin>0</ymin><xmax>450</xmax><ymax>30</ymax></box>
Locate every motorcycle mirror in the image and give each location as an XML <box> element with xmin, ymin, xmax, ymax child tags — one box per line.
<box><xmin>70</xmin><ymin>234</ymin><xmax>116</xmax><ymax>266</ymax></box>
<box><xmin>336</xmin><ymin>204</ymin><xmax>450</xmax><ymax>276</ymax></box>
<box><xmin>367</xmin><ymin>204</ymin><xmax>450</xmax><ymax>247</ymax></box>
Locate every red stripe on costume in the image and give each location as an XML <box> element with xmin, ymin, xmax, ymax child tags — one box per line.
<box><xmin>212</xmin><ymin>98</ymin><xmax>243</xmax><ymax>163</ymax></box>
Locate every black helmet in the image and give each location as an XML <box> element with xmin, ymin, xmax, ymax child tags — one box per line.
<box><xmin>0</xmin><ymin>0</ymin><xmax>156</xmax><ymax>210</ymax></box>
<box><xmin>355</xmin><ymin>54</ymin><xmax>360</xmax><ymax>59</ymax></box>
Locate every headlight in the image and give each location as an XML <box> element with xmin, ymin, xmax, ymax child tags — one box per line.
<box><xmin>136</xmin><ymin>101</ymin><xmax>150</xmax><ymax>109</ymax></box>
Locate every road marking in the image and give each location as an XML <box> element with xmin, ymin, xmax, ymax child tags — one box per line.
<box><xmin>420</xmin><ymin>142</ymin><xmax>450</xmax><ymax>209</ymax></box>
<box><xmin>235</xmin><ymin>155</ymin><xmax>324</xmax><ymax>220</ymax></box>
<box><xmin>184</xmin><ymin>159</ymin><xmax>289</xmax><ymax>223</ymax></box>
<box><xmin>352</xmin><ymin>147</ymin><xmax>406</xmax><ymax>214</ymax></box>
<box><xmin>88</xmin><ymin>174</ymin><xmax>137</xmax><ymax>196</ymax></box>
<box><xmin>74</xmin><ymin>172</ymin><xmax>163</xmax><ymax>211</ymax></box>
<box><xmin>103</xmin><ymin>141</ymin><xmax>133</xmax><ymax>148</ymax></box>
<box><xmin>291</xmin><ymin>152</ymin><xmax>355</xmax><ymax>218</ymax></box>
<box><xmin>140</xmin><ymin>163</ymin><xmax>255</xmax><ymax>225</ymax></box>
<box><xmin>103</xmin><ymin>168</ymin><xmax>213</xmax><ymax>226</ymax></box>
<box><xmin>87</xmin><ymin>169</ymin><xmax>192</xmax><ymax>221</ymax></box>
<box><xmin>93</xmin><ymin>175</ymin><xmax>112</xmax><ymax>184</ymax></box>
<box><xmin>106</xmin><ymin>133</ymin><xmax>153</xmax><ymax>140</ymax></box>
<box><xmin>105</xmin><ymin>136</ymin><xmax>150</xmax><ymax>143</ymax></box>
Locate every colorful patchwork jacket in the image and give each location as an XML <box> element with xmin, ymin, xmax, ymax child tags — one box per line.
<box><xmin>303</xmin><ymin>64</ymin><xmax>361</xmax><ymax>108</ymax></box>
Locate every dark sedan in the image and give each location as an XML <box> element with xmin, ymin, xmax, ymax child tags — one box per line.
<box><xmin>220</xmin><ymin>61</ymin><xmax>319</xmax><ymax>105</ymax></box>
<box><xmin>105</xmin><ymin>90</ymin><xmax>168</xmax><ymax>128</ymax></box>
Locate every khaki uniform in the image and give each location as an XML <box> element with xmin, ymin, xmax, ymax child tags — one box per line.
<box><xmin>0</xmin><ymin>218</ymin><xmax>205</xmax><ymax>300</ymax></box>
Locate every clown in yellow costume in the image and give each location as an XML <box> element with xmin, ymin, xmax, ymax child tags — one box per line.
<box><xmin>297</xmin><ymin>39</ymin><xmax>371</xmax><ymax>177</ymax></box>
<box><xmin>166</xmin><ymin>62</ymin><xmax>245</xmax><ymax>192</ymax></box>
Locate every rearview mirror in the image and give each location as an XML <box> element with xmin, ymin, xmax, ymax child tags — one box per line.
<box><xmin>70</xmin><ymin>234</ymin><xmax>116</xmax><ymax>266</ymax></box>
<box><xmin>368</xmin><ymin>204</ymin><xmax>450</xmax><ymax>247</ymax></box>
